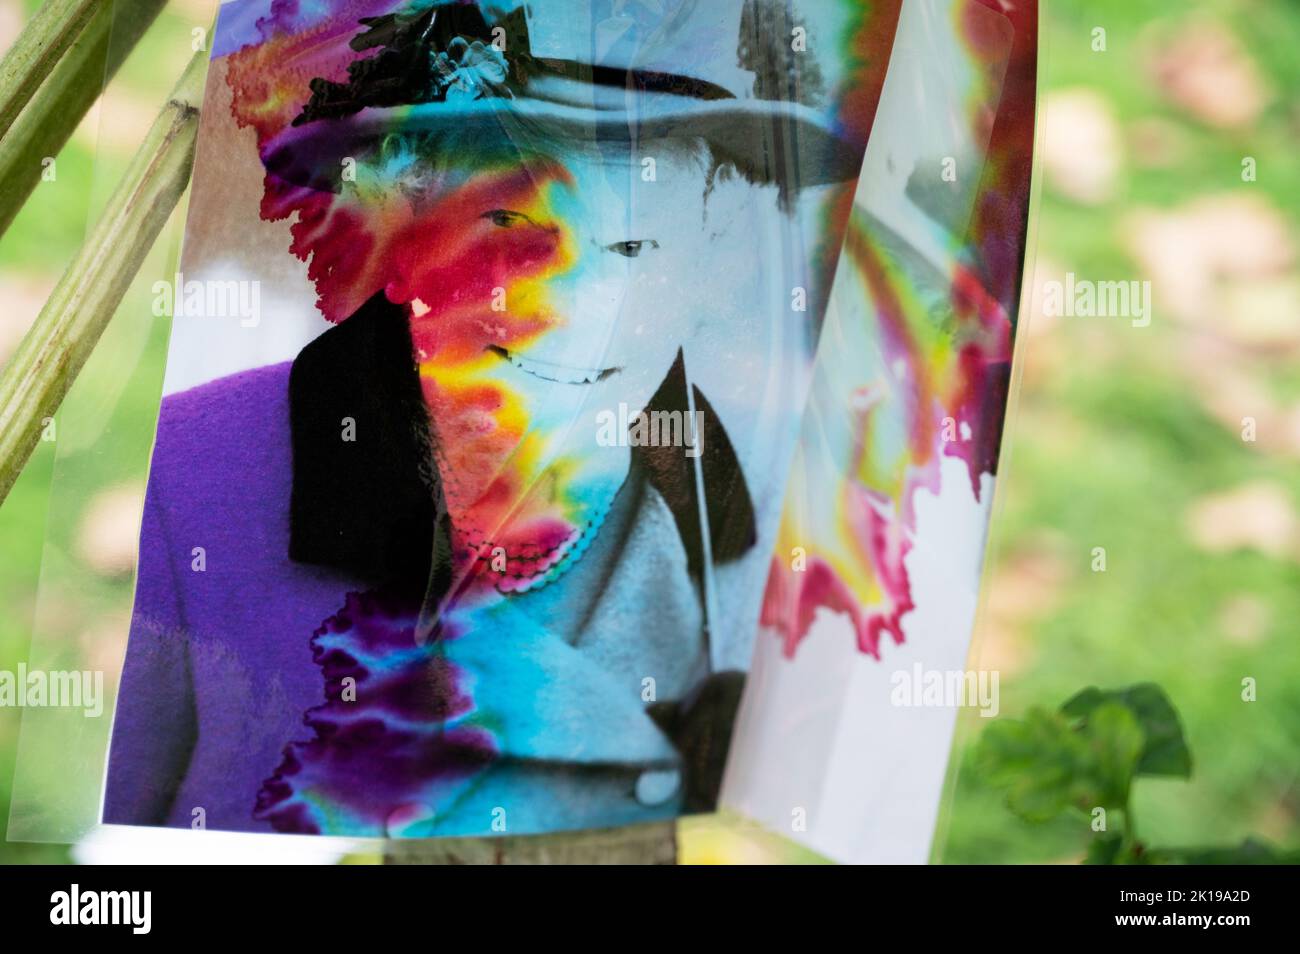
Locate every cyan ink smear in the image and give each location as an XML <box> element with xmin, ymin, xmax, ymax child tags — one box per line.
<box><xmin>255</xmin><ymin>589</ymin><xmax>497</xmax><ymax>836</ymax></box>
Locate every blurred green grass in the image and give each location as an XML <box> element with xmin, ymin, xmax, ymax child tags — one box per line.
<box><xmin>940</xmin><ymin>0</ymin><xmax>1300</xmax><ymax>862</ymax></box>
<box><xmin>0</xmin><ymin>0</ymin><xmax>1295</xmax><ymax>864</ymax></box>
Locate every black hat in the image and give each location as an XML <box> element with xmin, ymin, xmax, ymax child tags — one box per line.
<box><xmin>261</xmin><ymin>0</ymin><xmax>859</xmax><ymax>193</ymax></box>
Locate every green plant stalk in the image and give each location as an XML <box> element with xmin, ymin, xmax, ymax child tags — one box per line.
<box><xmin>0</xmin><ymin>0</ymin><xmax>99</xmax><ymax>141</ymax></box>
<box><xmin>1120</xmin><ymin>800</ymin><xmax>1138</xmax><ymax>859</ymax></box>
<box><xmin>0</xmin><ymin>51</ymin><xmax>205</xmax><ymax>508</ymax></box>
<box><xmin>0</xmin><ymin>0</ymin><xmax>167</xmax><ymax>237</ymax></box>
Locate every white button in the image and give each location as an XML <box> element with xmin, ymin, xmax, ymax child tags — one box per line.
<box><xmin>635</xmin><ymin>768</ymin><xmax>681</xmax><ymax>806</ymax></box>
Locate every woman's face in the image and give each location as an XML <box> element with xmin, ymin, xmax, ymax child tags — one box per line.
<box><xmin>384</xmin><ymin>139</ymin><xmax>711</xmax><ymax>411</ymax></box>
<box><xmin>367</xmin><ymin>141</ymin><xmax>725</xmax><ymax>546</ymax></box>
<box><xmin>287</xmin><ymin>132</ymin><xmax>787</xmax><ymax>586</ymax></box>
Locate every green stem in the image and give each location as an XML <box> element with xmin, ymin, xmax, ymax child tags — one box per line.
<box><xmin>0</xmin><ymin>51</ymin><xmax>205</xmax><ymax>508</ymax></box>
<box><xmin>0</xmin><ymin>0</ymin><xmax>167</xmax><ymax>237</ymax></box>
<box><xmin>0</xmin><ymin>0</ymin><xmax>99</xmax><ymax>141</ymax></box>
<box><xmin>1121</xmin><ymin>799</ymin><xmax>1139</xmax><ymax>861</ymax></box>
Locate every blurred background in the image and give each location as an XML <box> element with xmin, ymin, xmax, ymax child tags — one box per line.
<box><xmin>0</xmin><ymin>0</ymin><xmax>1296</xmax><ymax>864</ymax></box>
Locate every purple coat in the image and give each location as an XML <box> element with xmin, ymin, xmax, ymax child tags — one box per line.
<box><xmin>105</xmin><ymin>361</ymin><xmax>366</xmax><ymax>830</ymax></box>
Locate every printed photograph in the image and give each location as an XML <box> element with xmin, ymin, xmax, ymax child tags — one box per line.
<box><xmin>0</xmin><ymin>0</ymin><xmax>1294</xmax><ymax>918</ymax></box>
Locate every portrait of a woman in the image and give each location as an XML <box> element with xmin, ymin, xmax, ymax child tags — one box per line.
<box><xmin>104</xmin><ymin>0</ymin><xmax>878</xmax><ymax>838</ymax></box>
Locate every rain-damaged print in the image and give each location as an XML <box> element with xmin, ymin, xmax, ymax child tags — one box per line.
<box><xmin>104</xmin><ymin>0</ymin><xmax>900</xmax><ymax>838</ymax></box>
<box><xmin>103</xmin><ymin>0</ymin><xmax>1035</xmax><ymax>847</ymax></box>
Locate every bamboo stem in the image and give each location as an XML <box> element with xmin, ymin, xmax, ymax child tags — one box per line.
<box><xmin>0</xmin><ymin>0</ymin><xmax>166</xmax><ymax>237</ymax></box>
<box><xmin>0</xmin><ymin>0</ymin><xmax>99</xmax><ymax>141</ymax></box>
<box><xmin>0</xmin><ymin>51</ymin><xmax>205</xmax><ymax>507</ymax></box>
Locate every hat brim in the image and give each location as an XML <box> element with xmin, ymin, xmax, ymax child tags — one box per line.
<box><xmin>264</xmin><ymin>94</ymin><xmax>861</xmax><ymax>194</ymax></box>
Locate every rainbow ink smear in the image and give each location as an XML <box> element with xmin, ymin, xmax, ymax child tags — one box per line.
<box><xmin>760</xmin><ymin>0</ymin><xmax>1037</xmax><ymax>660</ymax></box>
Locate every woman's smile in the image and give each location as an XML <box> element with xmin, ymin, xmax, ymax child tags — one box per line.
<box><xmin>485</xmin><ymin>343</ymin><xmax>621</xmax><ymax>384</ymax></box>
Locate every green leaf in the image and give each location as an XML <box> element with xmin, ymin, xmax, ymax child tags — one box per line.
<box><xmin>978</xmin><ymin>708</ymin><xmax>1085</xmax><ymax>821</ymax></box>
<box><xmin>1062</xmin><ymin>683</ymin><xmax>1192</xmax><ymax>778</ymax></box>
<box><xmin>1079</xmin><ymin>702</ymin><xmax>1144</xmax><ymax>808</ymax></box>
<box><xmin>976</xmin><ymin>703</ymin><xmax>1142</xmax><ymax>823</ymax></box>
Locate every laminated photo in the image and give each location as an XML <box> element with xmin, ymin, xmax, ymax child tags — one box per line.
<box><xmin>103</xmin><ymin>0</ymin><xmax>1035</xmax><ymax>851</ymax></box>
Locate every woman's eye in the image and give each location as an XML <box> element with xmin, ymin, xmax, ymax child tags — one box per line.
<box><xmin>605</xmin><ymin>239</ymin><xmax>658</xmax><ymax>258</ymax></box>
<box><xmin>482</xmin><ymin>209</ymin><xmax>530</xmax><ymax>228</ymax></box>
